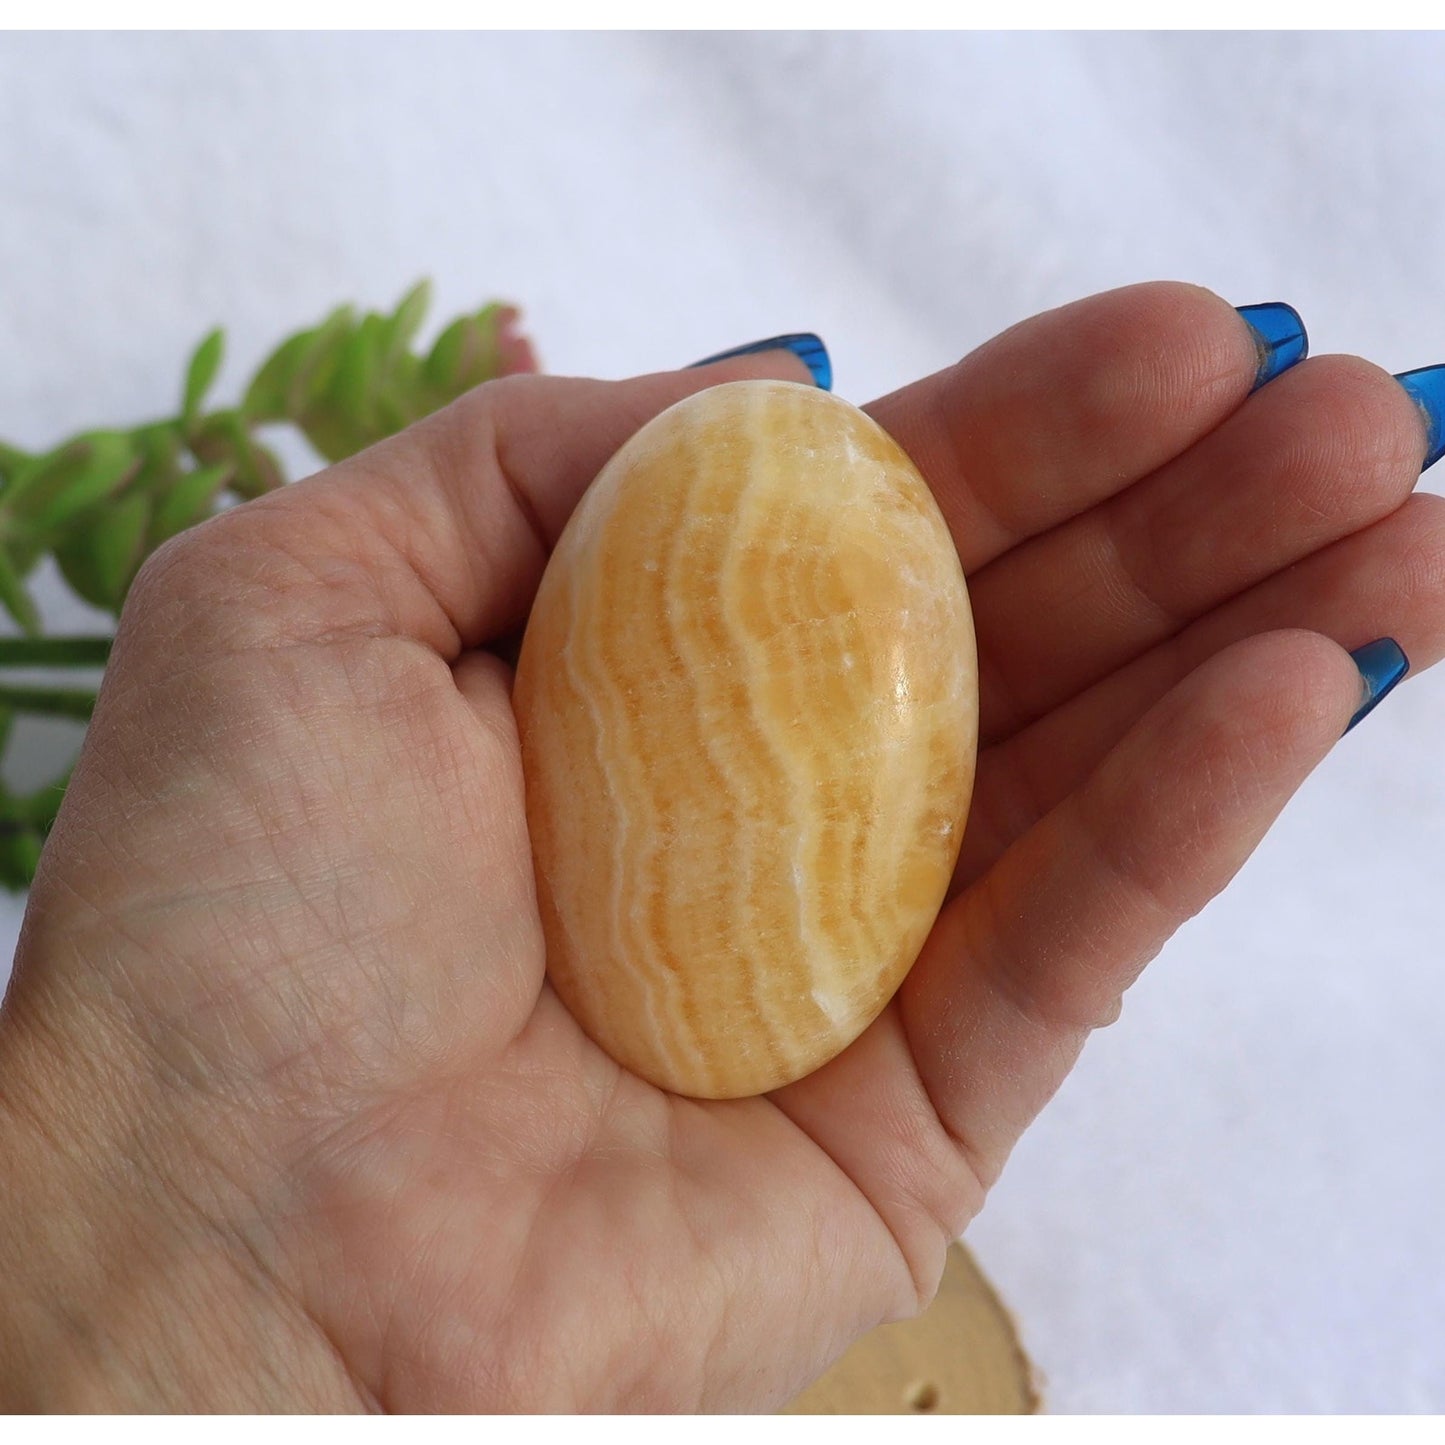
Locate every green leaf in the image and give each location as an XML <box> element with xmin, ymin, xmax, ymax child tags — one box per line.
<box><xmin>328</xmin><ymin>313</ymin><xmax>385</xmax><ymax>439</ymax></box>
<box><xmin>422</xmin><ymin>315</ymin><xmax>474</xmax><ymax>396</ymax></box>
<box><xmin>182</xmin><ymin>328</ymin><xmax>225</xmax><ymax>429</ymax></box>
<box><xmin>387</xmin><ymin>346</ymin><xmax>425</xmax><ymax>403</ymax></box>
<box><xmin>290</xmin><ymin>307</ymin><xmax>357</xmax><ymax>415</ymax></box>
<box><xmin>0</xmin><ymin>762</ymin><xmax>74</xmax><ymax>889</ymax></box>
<box><xmin>188</xmin><ymin>414</ymin><xmax>283</xmax><ymax>499</ymax></box>
<box><xmin>17</xmin><ymin>763</ymin><xmax>74</xmax><ymax>827</ymax></box>
<box><xmin>420</xmin><ymin>304</ymin><xmax>513</xmax><ymax>407</ymax></box>
<box><xmin>5</xmin><ymin>534</ymin><xmax>47</xmax><ymax>578</ymax></box>
<box><xmin>375</xmin><ymin>389</ymin><xmax>417</xmax><ymax>436</ymax></box>
<box><xmin>0</xmin><ymin>431</ymin><xmax>139</xmax><ymax>537</ymax></box>
<box><xmin>121</xmin><ymin>424</ymin><xmax>185</xmax><ymax>516</ymax></box>
<box><xmin>381</xmin><ymin>280</ymin><xmax>431</xmax><ymax>373</ymax></box>
<box><xmin>232</xmin><ymin>430</ymin><xmax>283</xmax><ymax>499</ymax></box>
<box><xmin>227</xmin><ymin>432</ymin><xmax>284</xmax><ymax>499</ymax></box>
<box><xmin>0</xmin><ymin>547</ymin><xmax>41</xmax><ymax>635</ymax></box>
<box><xmin>242</xmin><ymin>302</ymin><xmax>355</xmax><ymax>421</ymax></box>
<box><xmin>242</xmin><ymin>327</ymin><xmax>317</xmax><ymax>423</ymax></box>
<box><xmin>469</xmin><ymin>302</ymin><xmax>508</xmax><ymax>383</ymax></box>
<box><xmin>133</xmin><ymin>421</ymin><xmax>184</xmax><ymax>467</ymax></box>
<box><xmin>53</xmin><ymin>491</ymin><xmax>153</xmax><ymax>613</ymax></box>
<box><xmin>298</xmin><ymin>411</ymin><xmax>366</xmax><ymax>465</ymax></box>
<box><xmin>148</xmin><ymin>463</ymin><xmax>230</xmax><ymax>546</ymax></box>
<box><xmin>0</xmin><ymin>826</ymin><xmax>44</xmax><ymax>890</ymax></box>
<box><xmin>243</xmin><ymin>304</ymin><xmax>356</xmax><ymax>423</ymax></box>
<box><xmin>187</xmin><ymin>410</ymin><xmax>233</xmax><ymax>468</ymax></box>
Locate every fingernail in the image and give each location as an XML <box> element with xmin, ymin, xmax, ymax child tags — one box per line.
<box><xmin>1393</xmin><ymin>365</ymin><xmax>1445</xmax><ymax>472</ymax></box>
<box><xmin>1236</xmin><ymin>303</ymin><xmax>1308</xmax><ymax>392</ymax></box>
<box><xmin>686</xmin><ymin>333</ymin><xmax>832</xmax><ymax>391</ymax></box>
<box><xmin>1345</xmin><ymin>637</ymin><xmax>1409</xmax><ymax>734</ymax></box>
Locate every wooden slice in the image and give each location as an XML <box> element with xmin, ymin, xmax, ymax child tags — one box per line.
<box><xmin>782</xmin><ymin>1243</ymin><xmax>1039</xmax><ymax>1415</ymax></box>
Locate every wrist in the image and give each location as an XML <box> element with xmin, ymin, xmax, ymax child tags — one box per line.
<box><xmin>0</xmin><ymin>973</ymin><xmax>365</xmax><ymax>1412</ymax></box>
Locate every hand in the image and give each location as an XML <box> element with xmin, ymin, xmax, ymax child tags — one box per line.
<box><xmin>2</xmin><ymin>283</ymin><xmax>1441</xmax><ymax>1411</ymax></box>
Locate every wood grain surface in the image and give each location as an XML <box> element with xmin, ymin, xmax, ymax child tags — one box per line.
<box><xmin>783</xmin><ymin>1243</ymin><xmax>1039</xmax><ymax>1415</ymax></box>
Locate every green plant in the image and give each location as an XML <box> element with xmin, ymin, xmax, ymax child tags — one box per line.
<box><xmin>0</xmin><ymin>282</ymin><xmax>537</xmax><ymax>889</ymax></box>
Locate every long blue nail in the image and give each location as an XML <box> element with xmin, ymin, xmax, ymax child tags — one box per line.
<box><xmin>1236</xmin><ymin>303</ymin><xmax>1308</xmax><ymax>392</ymax></box>
<box><xmin>687</xmin><ymin>333</ymin><xmax>832</xmax><ymax>391</ymax></box>
<box><xmin>1393</xmin><ymin>365</ymin><xmax>1445</xmax><ymax>472</ymax></box>
<box><xmin>1345</xmin><ymin>638</ymin><xmax>1409</xmax><ymax>734</ymax></box>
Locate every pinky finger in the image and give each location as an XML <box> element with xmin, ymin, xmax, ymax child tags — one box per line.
<box><xmin>903</xmin><ymin>628</ymin><xmax>1385</xmax><ymax>1190</ymax></box>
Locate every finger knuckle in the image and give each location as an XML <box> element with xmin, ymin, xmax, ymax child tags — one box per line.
<box><xmin>117</xmin><ymin>505</ymin><xmax>281</xmax><ymax>663</ymax></box>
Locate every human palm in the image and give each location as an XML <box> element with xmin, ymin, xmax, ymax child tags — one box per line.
<box><xmin>3</xmin><ymin>283</ymin><xmax>1441</xmax><ymax>1411</ymax></box>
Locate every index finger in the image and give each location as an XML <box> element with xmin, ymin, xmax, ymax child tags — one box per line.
<box><xmin>864</xmin><ymin>281</ymin><xmax>1304</xmax><ymax>573</ymax></box>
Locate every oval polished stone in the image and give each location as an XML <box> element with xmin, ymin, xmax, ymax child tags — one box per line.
<box><xmin>514</xmin><ymin>379</ymin><xmax>978</xmax><ymax>1099</ymax></box>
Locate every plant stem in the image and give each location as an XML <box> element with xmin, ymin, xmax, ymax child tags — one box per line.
<box><xmin>0</xmin><ymin>636</ymin><xmax>112</xmax><ymax>668</ymax></box>
<box><xmin>0</xmin><ymin>684</ymin><xmax>97</xmax><ymax>720</ymax></box>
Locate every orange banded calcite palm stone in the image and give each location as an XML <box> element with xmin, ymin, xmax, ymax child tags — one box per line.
<box><xmin>514</xmin><ymin>380</ymin><xmax>978</xmax><ymax>1099</ymax></box>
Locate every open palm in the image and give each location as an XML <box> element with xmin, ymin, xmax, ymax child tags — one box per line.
<box><xmin>6</xmin><ymin>283</ymin><xmax>1441</xmax><ymax>1411</ymax></box>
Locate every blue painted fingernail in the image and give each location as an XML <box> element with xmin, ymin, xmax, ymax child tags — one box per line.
<box><xmin>1345</xmin><ymin>637</ymin><xmax>1409</xmax><ymax>734</ymax></box>
<box><xmin>686</xmin><ymin>333</ymin><xmax>832</xmax><ymax>391</ymax></box>
<box><xmin>1393</xmin><ymin>365</ymin><xmax>1445</xmax><ymax>472</ymax></box>
<box><xmin>1236</xmin><ymin>303</ymin><xmax>1308</xmax><ymax>392</ymax></box>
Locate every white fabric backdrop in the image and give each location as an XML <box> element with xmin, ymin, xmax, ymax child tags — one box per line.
<box><xmin>1</xmin><ymin>30</ymin><xmax>1442</xmax><ymax>1414</ymax></box>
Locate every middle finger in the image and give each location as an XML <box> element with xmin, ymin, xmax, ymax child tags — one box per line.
<box><xmin>968</xmin><ymin>354</ymin><xmax>1429</xmax><ymax>747</ymax></box>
